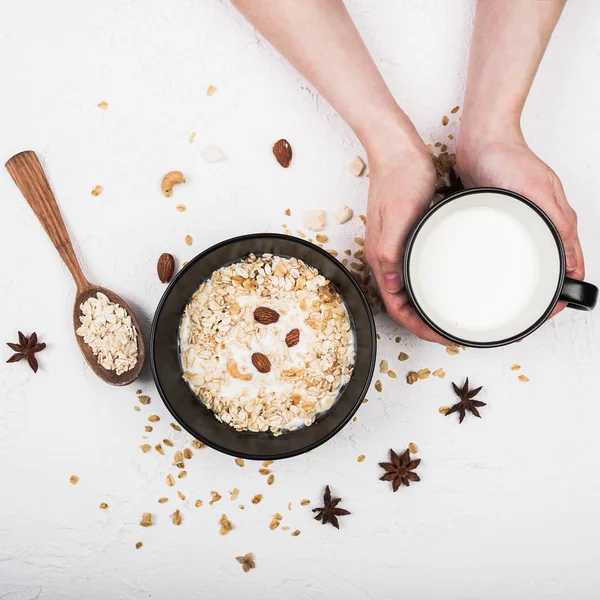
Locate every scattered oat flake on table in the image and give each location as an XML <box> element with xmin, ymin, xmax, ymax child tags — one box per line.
<box><xmin>398</xmin><ymin>352</ymin><xmax>409</xmax><ymax>361</ymax></box>
<box><xmin>267</xmin><ymin>474</ymin><xmax>275</xmax><ymax>485</ymax></box>
<box><xmin>183</xmin><ymin>448</ymin><xmax>193</xmax><ymax>459</ymax></box>
<box><xmin>374</xmin><ymin>379</ymin><xmax>382</xmax><ymax>392</ymax></box>
<box><xmin>252</xmin><ymin>494</ymin><xmax>263</xmax><ymax>504</ymax></box>
<box><xmin>166</xmin><ymin>474</ymin><xmax>175</xmax><ymax>486</ymax></box>
<box><xmin>155</xmin><ymin>444</ymin><xmax>164</xmax><ymax>454</ymax></box>
<box><xmin>140</xmin><ymin>444</ymin><xmax>151</xmax><ymax>453</ymax></box>
<box><xmin>207</xmin><ymin>85</ymin><xmax>217</xmax><ymax>96</ymax></box>
<box><xmin>379</xmin><ymin>360</ymin><xmax>389</xmax><ymax>373</ymax></box>
<box><xmin>418</xmin><ymin>369</ymin><xmax>431</xmax><ymax>380</ymax></box>
<box><xmin>195</xmin><ymin>499</ymin><xmax>203</xmax><ymax>507</ymax></box>
<box><xmin>442</xmin><ymin>116</ymin><xmax>449</xmax><ymax>126</ymax></box>
<box><xmin>432</xmin><ymin>368</ymin><xmax>446</xmax><ymax>378</ymax></box>
<box><xmin>173</xmin><ymin>509</ymin><xmax>182</xmax><ymax>525</ymax></box>
<box><xmin>281</xmin><ymin>525</ymin><xmax>290</xmax><ymax>531</ymax></box>
<box><xmin>138</xmin><ymin>395</ymin><xmax>150</xmax><ymax>405</ymax></box>
<box><xmin>177</xmin><ymin>491</ymin><xmax>186</xmax><ymax>500</ymax></box>
<box><xmin>300</xmin><ymin>499</ymin><xmax>310</xmax><ymax>506</ymax></box>
<box><xmin>97</xmin><ymin>101</ymin><xmax>108</xmax><ymax>110</ymax></box>
<box><xmin>210</xmin><ymin>491</ymin><xmax>222</xmax><ymax>505</ymax></box>
<box><xmin>284</xmin><ymin>208</ymin><xmax>291</xmax><ymax>216</ymax></box>
<box><xmin>408</xmin><ymin>442</ymin><xmax>419</xmax><ymax>454</ymax></box>
<box><xmin>518</xmin><ymin>375</ymin><xmax>529</xmax><ymax>382</ymax></box>
<box><xmin>326</xmin><ymin>249</ymin><xmax>338</xmax><ymax>256</ymax></box>
<box><xmin>219</xmin><ymin>514</ymin><xmax>234</xmax><ymax>535</ymax></box>
<box><xmin>184</xmin><ymin>235</ymin><xmax>193</xmax><ymax>246</ymax></box>
<box><xmin>158</xmin><ymin>497</ymin><xmax>169</xmax><ymax>503</ymax></box>
<box><xmin>388</xmin><ymin>370</ymin><xmax>397</xmax><ymax>379</ymax></box>
<box><xmin>446</xmin><ymin>346</ymin><xmax>460</xmax><ymax>355</ymax></box>
<box><xmin>316</xmin><ymin>233</ymin><xmax>328</xmax><ymax>243</ymax></box>
<box><xmin>178</xmin><ymin>471</ymin><xmax>187</xmax><ymax>479</ymax></box>
<box><xmin>235</xmin><ymin>553</ymin><xmax>255</xmax><ymax>573</ymax></box>
<box><xmin>69</xmin><ymin>475</ymin><xmax>79</xmax><ymax>485</ymax></box>
<box><xmin>357</xmin><ymin>454</ymin><xmax>366</xmax><ymax>463</ymax></box>
<box><xmin>134</xmin><ymin>406</ymin><xmax>140</xmax><ymax>412</ymax></box>
<box><xmin>511</xmin><ymin>364</ymin><xmax>521</xmax><ymax>371</ymax></box>
<box><xmin>192</xmin><ymin>439</ymin><xmax>205</xmax><ymax>449</ymax></box>
<box><xmin>439</xmin><ymin>406</ymin><xmax>450</xmax><ymax>415</ymax></box>
<box><xmin>407</xmin><ymin>372</ymin><xmax>418</xmax><ymax>385</ymax></box>
<box><xmin>354</xmin><ymin>237</ymin><xmax>364</xmax><ymax>246</ymax></box>
<box><xmin>170</xmin><ymin>422</ymin><xmax>182</xmax><ymax>432</ymax></box>
<box><xmin>161</xmin><ymin>171</ymin><xmax>186</xmax><ymax>197</ymax></box>
<box><xmin>333</xmin><ymin>204</ymin><xmax>353</xmax><ymax>224</ymax></box>
<box><xmin>359</xmin><ymin>214</ymin><xmax>367</xmax><ymax>225</ymax></box>
<box><xmin>451</xmin><ymin>105</ymin><xmax>460</xmax><ymax>114</ymax></box>
<box><xmin>99</xmin><ymin>502</ymin><xmax>108</xmax><ymax>509</ymax></box>
<box><xmin>176</xmin><ymin>204</ymin><xmax>186</xmax><ymax>212</ymax></box>
<box><xmin>235</xmin><ymin>457</ymin><xmax>245</xmax><ymax>467</ymax></box>
<box><xmin>136</xmin><ymin>542</ymin><xmax>143</xmax><ymax>550</ymax></box>
<box><xmin>91</xmin><ymin>185</ymin><xmax>103</xmax><ymax>196</ymax></box>
<box><xmin>292</xmin><ymin>530</ymin><xmax>301</xmax><ymax>537</ymax></box>
<box><xmin>269</xmin><ymin>518</ymin><xmax>280</xmax><ymax>531</ymax></box>
<box><xmin>148</xmin><ymin>415</ymin><xmax>160</xmax><ymax>422</ymax></box>
<box><xmin>349</xmin><ymin>156</ymin><xmax>366</xmax><ymax>177</ymax></box>
<box><xmin>230</xmin><ymin>488</ymin><xmax>240</xmax><ymax>501</ymax></box>
<box><xmin>201</xmin><ymin>145</ymin><xmax>226</xmax><ymax>163</ymax></box>
<box><xmin>140</xmin><ymin>513</ymin><xmax>153</xmax><ymax>527</ymax></box>
<box><xmin>189</xmin><ymin>131</ymin><xmax>196</xmax><ymax>144</ymax></box>
<box><xmin>163</xmin><ymin>439</ymin><xmax>173</xmax><ymax>447</ymax></box>
<box><xmin>263</xmin><ymin>460</ymin><xmax>274</xmax><ymax>467</ymax></box>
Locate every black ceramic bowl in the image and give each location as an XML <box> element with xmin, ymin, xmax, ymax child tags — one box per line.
<box><xmin>150</xmin><ymin>233</ymin><xmax>376</xmax><ymax>461</ymax></box>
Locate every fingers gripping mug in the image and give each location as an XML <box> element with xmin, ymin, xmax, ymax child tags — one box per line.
<box><xmin>404</xmin><ymin>188</ymin><xmax>598</xmax><ymax>347</ymax></box>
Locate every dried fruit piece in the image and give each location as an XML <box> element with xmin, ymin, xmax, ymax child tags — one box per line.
<box><xmin>305</xmin><ymin>209</ymin><xmax>328</xmax><ymax>232</ymax></box>
<box><xmin>251</xmin><ymin>352</ymin><xmax>271</xmax><ymax>374</ymax></box>
<box><xmin>273</xmin><ymin>139</ymin><xmax>292</xmax><ymax>168</ymax></box>
<box><xmin>173</xmin><ymin>509</ymin><xmax>182</xmax><ymax>525</ymax></box>
<box><xmin>285</xmin><ymin>328</ymin><xmax>300</xmax><ymax>348</ymax></box>
<box><xmin>91</xmin><ymin>185</ymin><xmax>103</xmax><ymax>197</ymax></box>
<box><xmin>333</xmin><ymin>204</ymin><xmax>353</xmax><ymax>224</ymax></box>
<box><xmin>69</xmin><ymin>475</ymin><xmax>79</xmax><ymax>485</ymax></box>
<box><xmin>254</xmin><ymin>306</ymin><xmax>280</xmax><ymax>324</ymax></box>
<box><xmin>219</xmin><ymin>514</ymin><xmax>234</xmax><ymax>535</ymax></box>
<box><xmin>161</xmin><ymin>171</ymin><xmax>185</xmax><ymax>197</ymax></box>
<box><xmin>201</xmin><ymin>146</ymin><xmax>226</xmax><ymax>162</ymax></box>
<box><xmin>227</xmin><ymin>359</ymin><xmax>253</xmax><ymax>381</ymax></box>
<box><xmin>140</xmin><ymin>512</ymin><xmax>153</xmax><ymax>527</ymax></box>
<box><xmin>349</xmin><ymin>156</ymin><xmax>366</xmax><ymax>176</ymax></box>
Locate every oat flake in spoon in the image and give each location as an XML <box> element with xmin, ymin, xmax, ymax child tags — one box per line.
<box><xmin>76</xmin><ymin>292</ymin><xmax>138</xmax><ymax>375</ymax></box>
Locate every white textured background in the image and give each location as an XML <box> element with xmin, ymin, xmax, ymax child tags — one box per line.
<box><xmin>1</xmin><ymin>1</ymin><xmax>600</xmax><ymax>599</ymax></box>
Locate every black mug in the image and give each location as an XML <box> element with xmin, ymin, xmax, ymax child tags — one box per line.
<box><xmin>404</xmin><ymin>188</ymin><xmax>598</xmax><ymax>348</ymax></box>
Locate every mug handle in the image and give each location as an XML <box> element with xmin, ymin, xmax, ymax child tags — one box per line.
<box><xmin>560</xmin><ymin>277</ymin><xmax>599</xmax><ymax>311</ymax></box>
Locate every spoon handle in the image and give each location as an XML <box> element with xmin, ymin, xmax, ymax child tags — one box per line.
<box><xmin>6</xmin><ymin>150</ymin><xmax>89</xmax><ymax>291</ymax></box>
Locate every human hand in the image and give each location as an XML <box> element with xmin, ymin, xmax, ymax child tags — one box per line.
<box><xmin>364</xmin><ymin>132</ymin><xmax>451</xmax><ymax>344</ymax></box>
<box><xmin>456</xmin><ymin>134</ymin><xmax>585</xmax><ymax>318</ymax></box>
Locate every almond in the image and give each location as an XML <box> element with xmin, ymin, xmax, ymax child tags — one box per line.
<box><xmin>254</xmin><ymin>306</ymin><xmax>280</xmax><ymax>324</ymax></box>
<box><xmin>273</xmin><ymin>139</ymin><xmax>292</xmax><ymax>168</ymax></box>
<box><xmin>285</xmin><ymin>328</ymin><xmax>300</xmax><ymax>348</ymax></box>
<box><xmin>251</xmin><ymin>352</ymin><xmax>271</xmax><ymax>374</ymax></box>
<box><xmin>157</xmin><ymin>253</ymin><xmax>175</xmax><ymax>283</ymax></box>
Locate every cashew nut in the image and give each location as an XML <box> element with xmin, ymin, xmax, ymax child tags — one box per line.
<box><xmin>161</xmin><ymin>171</ymin><xmax>186</xmax><ymax>198</ymax></box>
<box><xmin>227</xmin><ymin>359</ymin><xmax>252</xmax><ymax>381</ymax></box>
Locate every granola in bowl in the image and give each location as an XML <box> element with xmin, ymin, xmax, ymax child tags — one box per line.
<box><xmin>179</xmin><ymin>254</ymin><xmax>356</xmax><ymax>434</ymax></box>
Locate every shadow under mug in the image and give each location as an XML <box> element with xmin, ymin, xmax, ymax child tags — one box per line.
<box><xmin>403</xmin><ymin>187</ymin><xmax>598</xmax><ymax>348</ymax></box>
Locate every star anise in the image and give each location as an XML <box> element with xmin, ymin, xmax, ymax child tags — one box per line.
<box><xmin>6</xmin><ymin>331</ymin><xmax>46</xmax><ymax>373</ymax></box>
<box><xmin>446</xmin><ymin>377</ymin><xmax>485</xmax><ymax>423</ymax></box>
<box><xmin>379</xmin><ymin>448</ymin><xmax>421</xmax><ymax>492</ymax></box>
<box><xmin>312</xmin><ymin>485</ymin><xmax>350</xmax><ymax>529</ymax></box>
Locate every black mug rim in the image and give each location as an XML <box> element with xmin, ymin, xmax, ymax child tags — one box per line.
<box><xmin>150</xmin><ymin>232</ymin><xmax>377</xmax><ymax>460</ymax></box>
<box><xmin>403</xmin><ymin>187</ymin><xmax>567</xmax><ymax>348</ymax></box>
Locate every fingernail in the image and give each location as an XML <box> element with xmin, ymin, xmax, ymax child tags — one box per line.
<box><xmin>383</xmin><ymin>273</ymin><xmax>401</xmax><ymax>293</ymax></box>
<box><xmin>566</xmin><ymin>250</ymin><xmax>578</xmax><ymax>272</ymax></box>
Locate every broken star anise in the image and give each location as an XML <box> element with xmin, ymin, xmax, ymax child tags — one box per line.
<box><xmin>312</xmin><ymin>485</ymin><xmax>350</xmax><ymax>529</ymax></box>
<box><xmin>446</xmin><ymin>377</ymin><xmax>485</xmax><ymax>423</ymax></box>
<box><xmin>379</xmin><ymin>448</ymin><xmax>421</xmax><ymax>492</ymax></box>
<box><xmin>6</xmin><ymin>331</ymin><xmax>46</xmax><ymax>373</ymax></box>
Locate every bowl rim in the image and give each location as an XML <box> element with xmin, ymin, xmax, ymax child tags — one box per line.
<box><xmin>150</xmin><ymin>232</ymin><xmax>377</xmax><ymax>460</ymax></box>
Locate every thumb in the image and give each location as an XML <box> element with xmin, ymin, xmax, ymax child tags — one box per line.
<box><xmin>377</xmin><ymin>212</ymin><xmax>414</xmax><ymax>294</ymax></box>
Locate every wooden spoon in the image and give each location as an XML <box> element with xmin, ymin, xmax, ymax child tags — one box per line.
<box><xmin>5</xmin><ymin>150</ymin><xmax>145</xmax><ymax>386</ymax></box>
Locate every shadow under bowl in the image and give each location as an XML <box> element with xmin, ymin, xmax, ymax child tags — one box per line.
<box><xmin>150</xmin><ymin>233</ymin><xmax>376</xmax><ymax>460</ymax></box>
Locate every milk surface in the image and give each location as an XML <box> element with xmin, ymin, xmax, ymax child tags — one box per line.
<box><xmin>413</xmin><ymin>206</ymin><xmax>540</xmax><ymax>331</ymax></box>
